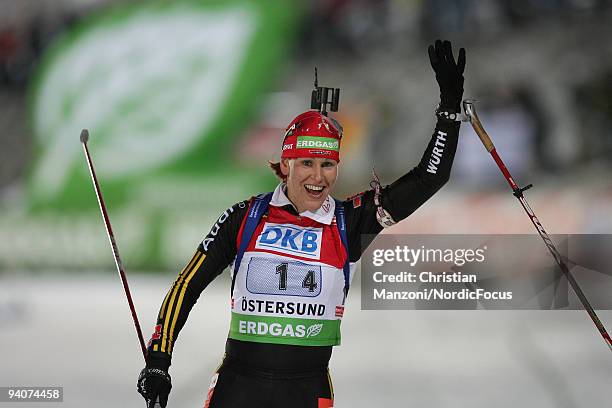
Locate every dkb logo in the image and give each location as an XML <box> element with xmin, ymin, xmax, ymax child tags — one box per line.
<box><xmin>255</xmin><ymin>223</ymin><xmax>322</xmax><ymax>259</ymax></box>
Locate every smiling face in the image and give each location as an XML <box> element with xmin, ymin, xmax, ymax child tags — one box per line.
<box><xmin>281</xmin><ymin>157</ymin><xmax>339</xmax><ymax>213</ymax></box>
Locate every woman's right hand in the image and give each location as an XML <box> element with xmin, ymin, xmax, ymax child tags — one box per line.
<box><xmin>137</xmin><ymin>367</ymin><xmax>172</xmax><ymax>408</ymax></box>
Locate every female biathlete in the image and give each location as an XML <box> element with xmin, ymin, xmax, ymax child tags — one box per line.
<box><xmin>137</xmin><ymin>40</ymin><xmax>466</xmax><ymax>408</ymax></box>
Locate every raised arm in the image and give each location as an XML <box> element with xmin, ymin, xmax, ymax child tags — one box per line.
<box><xmin>344</xmin><ymin>40</ymin><xmax>466</xmax><ymax>261</ymax></box>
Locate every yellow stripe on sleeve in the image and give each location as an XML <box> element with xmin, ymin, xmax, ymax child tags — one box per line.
<box><xmin>161</xmin><ymin>252</ymin><xmax>203</xmax><ymax>353</ymax></box>
<box><xmin>159</xmin><ymin>251</ymin><xmax>201</xmax><ymax>321</ymax></box>
<box><xmin>168</xmin><ymin>254</ymin><xmax>206</xmax><ymax>353</ymax></box>
<box><xmin>158</xmin><ymin>292</ymin><xmax>171</xmax><ymax>321</ymax></box>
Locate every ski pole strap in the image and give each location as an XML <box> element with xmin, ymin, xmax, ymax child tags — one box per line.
<box><xmin>370</xmin><ymin>168</ymin><xmax>396</xmax><ymax>228</ymax></box>
<box><xmin>334</xmin><ymin>199</ymin><xmax>351</xmax><ymax>301</ymax></box>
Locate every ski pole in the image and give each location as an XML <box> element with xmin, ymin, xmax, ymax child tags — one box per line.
<box><xmin>463</xmin><ymin>100</ymin><xmax>612</xmax><ymax>352</ymax></box>
<box><xmin>80</xmin><ymin>129</ymin><xmax>148</xmax><ymax>359</ymax></box>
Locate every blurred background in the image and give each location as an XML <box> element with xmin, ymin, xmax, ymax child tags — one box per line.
<box><xmin>1</xmin><ymin>0</ymin><xmax>611</xmax><ymax>407</ymax></box>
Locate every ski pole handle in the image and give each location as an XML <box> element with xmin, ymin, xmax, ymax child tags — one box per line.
<box><xmin>463</xmin><ymin>99</ymin><xmax>494</xmax><ymax>152</ymax></box>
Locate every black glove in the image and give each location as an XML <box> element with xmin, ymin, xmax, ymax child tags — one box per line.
<box><xmin>428</xmin><ymin>39</ymin><xmax>466</xmax><ymax>112</ymax></box>
<box><xmin>137</xmin><ymin>367</ymin><xmax>172</xmax><ymax>408</ymax></box>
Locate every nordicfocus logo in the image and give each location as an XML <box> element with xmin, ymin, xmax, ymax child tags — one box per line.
<box><xmin>256</xmin><ymin>223</ymin><xmax>322</xmax><ymax>259</ymax></box>
<box><xmin>296</xmin><ymin>136</ymin><xmax>339</xmax><ymax>152</ymax></box>
<box><xmin>238</xmin><ymin>320</ymin><xmax>323</xmax><ymax>338</ymax></box>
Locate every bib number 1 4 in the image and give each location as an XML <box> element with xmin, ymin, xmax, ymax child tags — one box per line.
<box><xmin>276</xmin><ymin>263</ymin><xmax>317</xmax><ymax>292</ymax></box>
<box><xmin>245</xmin><ymin>257</ymin><xmax>322</xmax><ymax>297</ymax></box>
